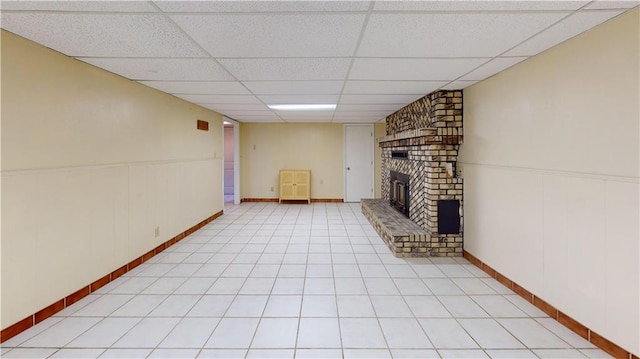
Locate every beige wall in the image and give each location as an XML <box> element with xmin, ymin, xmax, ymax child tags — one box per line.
<box><xmin>240</xmin><ymin>123</ymin><xmax>343</xmax><ymax>199</ymax></box>
<box><xmin>460</xmin><ymin>9</ymin><xmax>639</xmax><ymax>355</ymax></box>
<box><xmin>374</xmin><ymin>122</ymin><xmax>386</xmax><ymax>198</ymax></box>
<box><xmin>1</xmin><ymin>31</ymin><xmax>223</xmax><ymax>329</ymax></box>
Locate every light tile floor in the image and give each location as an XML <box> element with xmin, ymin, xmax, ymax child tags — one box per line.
<box><xmin>2</xmin><ymin>203</ymin><xmax>610</xmax><ymax>359</ymax></box>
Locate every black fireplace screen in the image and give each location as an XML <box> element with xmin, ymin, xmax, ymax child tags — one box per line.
<box><xmin>390</xmin><ymin>171</ymin><xmax>410</xmax><ymax>217</ymax></box>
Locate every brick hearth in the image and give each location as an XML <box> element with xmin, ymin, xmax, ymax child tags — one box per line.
<box><xmin>364</xmin><ymin>90</ymin><xmax>464</xmax><ymax>257</ymax></box>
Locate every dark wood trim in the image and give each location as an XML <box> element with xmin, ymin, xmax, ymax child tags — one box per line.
<box><xmin>0</xmin><ymin>209</ymin><xmax>224</xmax><ymax>344</ymax></box>
<box><xmin>558</xmin><ymin>311</ymin><xmax>589</xmax><ymax>340</ymax></box>
<box><xmin>0</xmin><ymin>316</ymin><xmax>33</xmax><ymax>342</ymax></box>
<box><xmin>533</xmin><ymin>296</ymin><xmax>558</xmax><ymax>319</ymax></box>
<box><xmin>90</xmin><ymin>274</ymin><xmax>111</xmax><ymax>293</ymax></box>
<box><xmin>111</xmin><ymin>265</ymin><xmax>128</xmax><ymax>281</ymax></box>
<box><xmin>241</xmin><ymin>198</ymin><xmax>279</xmax><ymax>202</ymax></box>
<box><xmin>590</xmin><ymin>331</ymin><xmax>629</xmax><ymax>359</ymax></box>
<box><xmin>34</xmin><ymin>300</ymin><xmax>64</xmax><ymax>324</ymax></box>
<box><xmin>65</xmin><ymin>286</ymin><xmax>90</xmax><ymax>307</ymax></box>
<box><xmin>241</xmin><ymin>198</ymin><xmax>344</xmax><ymax>203</ymax></box>
<box><xmin>462</xmin><ymin>250</ymin><xmax>636</xmax><ymax>359</ymax></box>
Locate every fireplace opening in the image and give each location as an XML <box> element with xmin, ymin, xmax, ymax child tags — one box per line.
<box><xmin>390</xmin><ymin>171</ymin><xmax>410</xmax><ymax>217</ymax></box>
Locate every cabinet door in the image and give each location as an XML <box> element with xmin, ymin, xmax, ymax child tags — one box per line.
<box><xmin>294</xmin><ymin>171</ymin><xmax>310</xmax><ymax>198</ymax></box>
<box><xmin>280</xmin><ymin>171</ymin><xmax>295</xmax><ymax>198</ymax></box>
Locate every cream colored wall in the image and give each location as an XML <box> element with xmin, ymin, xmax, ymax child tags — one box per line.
<box><xmin>1</xmin><ymin>30</ymin><xmax>223</xmax><ymax>329</ymax></box>
<box><xmin>460</xmin><ymin>8</ymin><xmax>639</xmax><ymax>355</ymax></box>
<box><xmin>240</xmin><ymin>123</ymin><xmax>343</xmax><ymax>199</ymax></box>
<box><xmin>374</xmin><ymin>122</ymin><xmax>386</xmax><ymax>198</ymax></box>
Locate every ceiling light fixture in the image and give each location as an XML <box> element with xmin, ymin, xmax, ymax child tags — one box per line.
<box><xmin>267</xmin><ymin>104</ymin><xmax>336</xmax><ymax>111</ymax></box>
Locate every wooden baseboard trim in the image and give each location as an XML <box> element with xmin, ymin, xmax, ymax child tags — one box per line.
<box><xmin>463</xmin><ymin>250</ymin><xmax>636</xmax><ymax>359</ymax></box>
<box><xmin>241</xmin><ymin>198</ymin><xmax>344</xmax><ymax>203</ymax></box>
<box><xmin>0</xmin><ymin>210</ymin><xmax>224</xmax><ymax>343</ymax></box>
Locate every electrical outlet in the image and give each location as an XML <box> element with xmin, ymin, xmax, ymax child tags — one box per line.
<box><xmin>154</xmin><ymin>227</ymin><xmax>160</xmax><ymax>238</ymax></box>
<box><xmin>270</xmin><ymin>187</ymin><xmax>274</xmax><ymax>192</ymax></box>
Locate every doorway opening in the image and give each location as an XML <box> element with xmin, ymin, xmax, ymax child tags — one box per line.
<box><xmin>223</xmin><ymin>118</ymin><xmax>240</xmax><ymax>205</ymax></box>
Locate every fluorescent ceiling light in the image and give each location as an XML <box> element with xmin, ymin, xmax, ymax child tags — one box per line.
<box><xmin>268</xmin><ymin>104</ymin><xmax>336</xmax><ymax>111</ymax></box>
<box><xmin>223</xmin><ymin>121</ymin><xmax>232</xmax><ymax>125</ymax></box>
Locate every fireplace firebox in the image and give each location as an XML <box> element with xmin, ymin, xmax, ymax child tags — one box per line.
<box><xmin>389</xmin><ymin>171</ymin><xmax>410</xmax><ymax>217</ymax></box>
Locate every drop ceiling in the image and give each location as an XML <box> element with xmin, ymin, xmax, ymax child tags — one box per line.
<box><xmin>1</xmin><ymin>1</ymin><xmax>637</xmax><ymax>123</ymax></box>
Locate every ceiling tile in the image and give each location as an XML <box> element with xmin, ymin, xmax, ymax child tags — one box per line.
<box><xmin>177</xmin><ymin>94</ymin><xmax>262</xmax><ymax>104</ymax></box>
<box><xmin>259</xmin><ymin>95</ymin><xmax>340</xmax><ymax>105</ymax></box>
<box><xmin>219</xmin><ymin>58</ymin><xmax>352</xmax><ymax>81</ymax></box>
<box><xmin>334</xmin><ymin>110</ymin><xmax>395</xmax><ymax>118</ymax></box>
<box><xmin>340</xmin><ymin>94</ymin><xmax>424</xmax><ymax>104</ymax></box>
<box><xmin>333</xmin><ymin>118</ymin><xmax>381</xmax><ymax>123</ymax></box>
<box><xmin>139</xmin><ymin>81</ymin><xmax>250</xmax><ymax>95</ymax></box>
<box><xmin>202</xmin><ymin>104</ymin><xmax>272</xmax><ymax>112</ymax></box>
<box><xmin>243</xmin><ymin>81</ymin><xmax>344</xmax><ymax>95</ymax></box>
<box><xmin>170</xmin><ymin>13</ymin><xmax>365</xmax><ymax>57</ymax></box>
<box><xmin>584</xmin><ymin>1</ymin><xmax>639</xmax><ymax>9</ymax></box>
<box><xmin>1</xmin><ymin>13</ymin><xmax>205</xmax><ymax>57</ymax></box>
<box><xmin>342</xmin><ymin>81</ymin><xmax>447</xmax><ymax>94</ymax></box>
<box><xmin>441</xmin><ymin>80</ymin><xmax>478</xmax><ymax>90</ymax></box>
<box><xmin>1</xmin><ymin>0</ymin><xmax>158</xmax><ymax>12</ymax></box>
<box><xmin>237</xmin><ymin>118</ymin><xmax>285</xmax><ymax>123</ymax></box>
<box><xmin>373</xmin><ymin>1</ymin><xmax>589</xmax><ymax>11</ymax></box>
<box><xmin>460</xmin><ymin>57</ymin><xmax>527</xmax><ymax>81</ymax></box>
<box><xmin>80</xmin><ymin>58</ymin><xmax>234</xmax><ymax>81</ymax></box>
<box><xmin>504</xmin><ymin>10</ymin><xmax>627</xmax><ymax>56</ymax></box>
<box><xmin>218</xmin><ymin>111</ymin><xmax>280</xmax><ymax>119</ymax></box>
<box><xmin>336</xmin><ymin>104</ymin><xmax>404</xmax><ymax>111</ymax></box>
<box><xmin>155</xmin><ymin>1</ymin><xmax>371</xmax><ymax>13</ymax></box>
<box><xmin>349</xmin><ymin>58</ymin><xmax>487</xmax><ymax>81</ymax></box>
<box><xmin>358</xmin><ymin>12</ymin><xmax>569</xmax><ymax>57</ymax></box>
<box><xmin>276</xmin><ymin>111</ymin><xmax>335</xmax><ymax>120</ymax></box>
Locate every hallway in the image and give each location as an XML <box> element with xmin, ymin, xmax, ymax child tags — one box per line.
<box><xmin>1</xmin><ymin>203</ymin><xmax>608</xmax><ymax>358</ymax></box>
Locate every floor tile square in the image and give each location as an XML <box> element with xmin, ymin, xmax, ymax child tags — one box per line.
<box><xmin>390</xmin><ymin>349</ymin><xmax>440</xmax><ymax>358</ymax></box>
<box><xmin>418</xmin><ymin>318</ymin><xmax>478</xmax><ymax>349</ymax></box>
<box><xmin>363</xmin><ymin>278</ymin><xmax>400</xmax><ymax>295</ymax></box>
<box><xmin>297</xmin><ymin>318</ymin><xmax>341</xmax><ymax>348</ymax></box>
<box><xmin>301</xmin><ymin>295</ymin><xmax>338</xmax><ymax>317</ymax></box>
<box><xmin>263</xmin><ymin>295</ymin><xmax>302</xmax><ymax>317</ymax></box>
<box><xmin>251</xmin><ymin>318</ymin><xmax>299</xmax><ymax>348</ymax></box>
<box><xmin>458</xmin><ymin>319</ymin><xmax>525</xmax><ymax>349</ymax></box>
<box><xmin>174</xmin><ymin>277</ymin><xmax>216</xmax><ymax>294</ymax></box>
<box><xmin>404</xmin><ymin>296</ymin><xmax>451</xmax><ymax>318</ymax></box>
<box><xmin>158</xmin><ymin>317</ymin><xmax>220</xmax><ymax>348</ymax></box>
<box><xmin>438</xmin><ymin>296</ymin><xmax>490</xmax><ymax>318</ymax></box>
<box><xmin>272</xmin><ymin>278</ymin><xmax>305</xmax><ymax>295</ymax></box>
<box><xmin>21</xmin><ymin>317</ymin><xmax>102</xmax><ymax>347</ymax></box>
<box><xmin>187</xmin><ymin>295</ymin><xmax>234</xmax><ymax>317</ymax></box>
<box><xmin>304</xmin><ymin>278</ymin><xmax>335</xmax><ymax>295</ymax></box>
<box><xmin>98</xmin><ymin>348</ymin><xmax>152</xmax><ymax>358</ymax></box>
<box><xmin>225</xmin><ymin>295</ymin><xmax>269</xmax><ymax>317</ymax></box>
<box><xmin>379</xmin><ymin>318</ymin><xmax>433</xmax><ymax>349</ymax></box>
<box><xmin>497</xmin><ymin>318</ymin><xmax>571</xmax><ymax>348</ymax></box>
<box><xmin>335</xmin><ymin>278</ymin><xmax>368</xmax><ymax>295</ymax></box>
<box><xmin>207</xmin><ymin>277</ymin><xmax>246</xmax><ymax>295</ymax></box>
<box><xmin>343</xmin><ymin>348</ymin><xmax>391</xmax><ymax>358</ymax></box>
<box><xmin>112</xmin><ymin>317</ymin><xmax>181</xmax><ymax>348</ymax></box>
<box><xmin>67</xmin><ymin>317</ymin><xmax>140</xmax><ymax>348</ymax></box>
<box><xmin>205</xmin><ymin>318</ymin><xmax>260</xmax><ymax>348</ymax></box>
<box><xmin>337</xmin><ymin>295</ymin><xmax>376</xmax><ymax>317</ymax></box>
<box><xmin>240</xmin><ymin>277</ymin><xmax>275</xmax><ymax>294</ymax></box>
<box><xmin>340</xmin><ymin>318</ymin><xmax>387</xmax><ymax>348</ymax></box>
<box><xmin>370</xmin><ymin>296</ymin><xmax>414</xmax><ymax>317</ymax></box>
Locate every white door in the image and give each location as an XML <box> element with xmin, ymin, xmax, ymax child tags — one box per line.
<box><xmin>344</xmin><ymin>124</ymin><xmax>374</xmax><ymax>202</ymax></box>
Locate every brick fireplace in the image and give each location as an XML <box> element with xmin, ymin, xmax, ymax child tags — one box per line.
<box><xmin>363</xmin><ymin>90</ymin><xmax>463</xmax><ymax>257</ymax></box>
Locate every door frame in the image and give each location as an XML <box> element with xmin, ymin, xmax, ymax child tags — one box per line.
<box><xmin>343</xmin><ymin>124</ymin><xmax>375</xmax><ymax>202</ymax></box>
<box><xmin>222</xmin><ymin>117</ymin><xmax>241</xmax><ymax>205</ymax></box>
